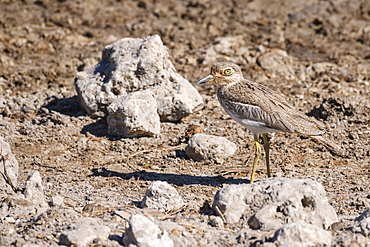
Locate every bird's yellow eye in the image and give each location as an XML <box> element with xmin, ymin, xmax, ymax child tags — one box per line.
<box><xmin>223</xmin><ymin>68</ymin><xmax>232</xmax><ymax>75</ymax></box>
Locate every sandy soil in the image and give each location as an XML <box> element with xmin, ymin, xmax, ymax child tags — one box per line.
<box><xmin>0</xmin><ymin>0</ymin><xmax>369</xmax><ymax>246</ymax></box>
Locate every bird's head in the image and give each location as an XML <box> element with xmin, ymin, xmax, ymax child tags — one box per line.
<box><xmin>197</xmin><ymin>62</ymin><xmax>243</xmax><ymax>86</ymax></box>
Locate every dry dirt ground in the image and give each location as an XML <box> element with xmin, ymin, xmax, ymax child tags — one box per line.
<box><xmin>1</xmin><ymin>0</ymin><xmax>370</xmax><ymax>246</ymax></box>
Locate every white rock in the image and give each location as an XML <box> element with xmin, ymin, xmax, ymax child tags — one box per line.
<box><xmin>23</xmin><ymin>171</ymin><xmax>45</xmax><ymax>206</ymax></box>
<box><xmin>59</xmin><ymin>217</ymin><xmax>111</xmax><ymax>247</ymax></box>
<box><xmin>213</xmin><ymin>177</ymin><xmax>337</xmax><ymax>230</ymax></box>
<box><xmin>140</xmin><ymin>181</ymin><xmax>184</xmax><ymax>212</ymax></box>
<box><xmin>210</xmin><ymin>216</ymin><xmax>224</xmax><ymax>228</ymax></box>
<box><xmin>185</xmin><ymin>133</ymin><xmax>237</xmax><ymax>163</ymax></box>
<box><xmin>75</xmin><ymin>34</ymin><xmax>202</xmax><ymax>122</ymax></box>
<box><xmin>351</xmin><ymin>208</ymin><xmax>370</xmax><ymax>237</ymax></box>
<box><xmin>272</xmin><ymin>222</ymin><xmax>332</xmax><ymax>247</ymax></box>
<box><xmin>107</xmin><ymin>90</ymin><xmax>160</xmax><ymax>137</ymax></box>
<box><xmin>4</xmin><ymin>216</ymin><xmax>15</xmax><ymax>223</ymax></box>
<box><xmin>0</xmin><ymin>137</ymin><xmax>19</xmax><ymax>190</ymax></box>
<box><xmin>51</xmin><ymin>195</ymin><xmax>64</xmax><ymax>207</ymax></box>
<box><xmin>122</xmin><ymin>214</ymin><xmax>174</xmax><ymax>247</ymax></box>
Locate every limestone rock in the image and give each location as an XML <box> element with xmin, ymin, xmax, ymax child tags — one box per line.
<box><xmin>185</xmin><ymin>133</ymin><xmax>237</xmax><ymax>163</ymax></box>
<box><xmin>212</xmin><ymin>177</ymin><xmax>337</xmax><ymax>231</ymax></box>
<box><xmin>0</xmin><ymin>137</ymin><xmax>19</xmax><ymax>190</ymax></box>
<box><xmin>140</xmin><ymin>181</ymin><xmax>184</xmax><ymax>212</ymax></box>
<box><xmin>122</xmin><ymin>214</ymin><xmax>174</xmax><ymax>247</ymax></box>
<box><xmin>210</xmin><ymin>216</ymin><xmax>224</xmax><ymax>228</ymax></box>
<box><xmin>59</xmin><ymin>217</ymin><xmax>111</xmax><ymax>247</ymax></box>
<box><xmin>51</xmin><ymin>195</ymin><xmax>64</xmax><ymax>207</ymax></box>
<box><xmin>23</xmin><ymin>171</ymin><xmax>45</xmax><ymax>206</ymax></box>
<box><xmin>75</xmin><ymin>34</ymin><xmax>202</xmax><ymax>122</ymax></box>
<box><xmin>272</xmin><ymin>222</ymin><xmax>332</xmax><ymax>247</ymax></box>
<box><xmin>107</xmin><ymin>90</ymin><xmax>160</xmax><ymax>137</ymax></box>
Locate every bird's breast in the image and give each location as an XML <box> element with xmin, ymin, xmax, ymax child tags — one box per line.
<box><xmin>216</xmin><ymin>91</ymin><xmax>281</xmax><ymax>135</ymax></box>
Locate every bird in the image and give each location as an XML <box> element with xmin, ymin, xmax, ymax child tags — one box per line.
<box><xmin>197</xmin><ymin>61</ymin><xmax>343</xmax><ymax>183</ymax></box>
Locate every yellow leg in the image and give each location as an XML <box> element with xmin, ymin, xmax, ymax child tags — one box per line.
<box><xmin>250</xmin><ymin>135</ymin><xmax>261</xmax><ymax>183</ymax></box>
<box><xmin>261</xmin><ymin>134</ymin><xmax>271</xmax><ymax>177</ymax></box>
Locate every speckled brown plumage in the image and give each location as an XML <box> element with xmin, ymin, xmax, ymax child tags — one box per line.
<box><xmin>216</xmin><ymin>79</ymin><xmax>326</xmax><ymax>136</ymax></box>
<box><xmin>197</xmin><ymin>61</ymin><xmax>343</xmax><ymax>182</ymax></box>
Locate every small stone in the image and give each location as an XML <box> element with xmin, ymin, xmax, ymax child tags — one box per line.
<box><xmin>210</xmin><ymin>216</ymin><xmax>224</xmax><ymax>228</ymax></box>
<box><xmin>23</xmin><ymin>171</ymin><xmax>45</xmax><ymax>206</ymax></box>
<box><xmin>59</xmin><ymin>217</ymin><xmax>110</xmax><ymax>247</ymax></box>
<box><xmin>185</xmin><ymin>133</ymin><xmax>237</xmax><ymax>163</ymax></box>
<box><xmin>184</xmin><ymin>124</ymin><xmax>203</xmax><ymax>141</ymax></box>
<box><xmin>140</xmin><ymin>181</ymin><xmax>184</xmax><ymax>212</ymax></box>
<box><xmin>122</xmin><ymin>214</ymin><xmax>174</xmax><ymax>247</ymax></box>
<box><xmin>272</xmin><ymin>222</ymin><xmax>332</xmax><ymax>246</ymax></box>
<box><xmin>51</xmin><ymin>195</ymin><xmax>64</xmax><ymax>207</ymax></box>
<box><xmin>107</xmin><ymin>91</ymin><xmax>160</xmax><ymax>138</ymax></box>
<box><xmin>4</xmin><ymin>216</ymin><xmax>15</xmax><ymax>223</ymax></box>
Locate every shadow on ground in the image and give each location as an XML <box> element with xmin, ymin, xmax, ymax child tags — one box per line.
<box><xmin>89</xmin><ymin>167</ymin><xmax>249</xmax><ymax>186</ymax></box>
<box><xmin>81</xmin><ymin>118</ymin><xmax>110</xmax><ymax>137</ymax></box>
<box><xmin>44</xmin><ymin>96</ymin><xmax>85</xmax><ymax>117</ymax></box>
<box><xmin>44</xmin><ymin>96</ymin><xmax>112</xmax><ymax>138</ymax></box>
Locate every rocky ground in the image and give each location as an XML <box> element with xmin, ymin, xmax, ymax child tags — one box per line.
<box><xmin>0</xmin><ymin>0</ymin><xmax>370</xmax><ymax>246</ymax></box>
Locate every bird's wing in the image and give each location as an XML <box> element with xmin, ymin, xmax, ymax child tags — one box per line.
<box><xmin>218</xmin><ymin>81</ymin><xmax>325</xmax><ymax>136</ymax></box>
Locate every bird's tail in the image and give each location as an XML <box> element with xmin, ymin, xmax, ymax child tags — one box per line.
<box><xmin>308</xmin><ymin>135</ymin><xmax>346</xmax><ymax>157</ymax></box>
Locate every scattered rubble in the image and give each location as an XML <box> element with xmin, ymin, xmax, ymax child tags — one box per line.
<box><xmin>23</xmin><ymin>171</ymin><xmax>46</xmax><ymax>206</ymax></box>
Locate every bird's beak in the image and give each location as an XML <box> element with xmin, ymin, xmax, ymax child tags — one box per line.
<box><xmin>197</xmin><ymin>74</ymin><xmax>215</xmax><ymax>84</ymax></box>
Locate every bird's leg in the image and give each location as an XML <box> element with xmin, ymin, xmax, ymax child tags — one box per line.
<box><xmin>261</xmin><ymin>134</ymin><xmax>271</xmax><ymax>178</ymax></box>
<box><xmin>250</xmin><ymin>134</ymin><xmax>261</xmax><ymax>183</ymax></box>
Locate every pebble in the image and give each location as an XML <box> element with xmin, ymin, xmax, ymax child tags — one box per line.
<box><xmin>140</xmin><ymin>181</ymin><xmax>184</xmax><ymax>212</ymax></box>
<box><xmin>51</xmin><ymin>195</ymin><xmax>64</xmax><ymax>207</ymax></box>
<box><xmin>185</xmin><ymin>133</ymin><xmax>237</xmax><ymax>163</ymax></box>
<box><xmin>122</xmin><ymin>214</ymin><xmax>174</xmax><ymax>247</ymax></box>
<box><xmin>210</xmin><ymin>216</ymin><xmax>224</xmax><ymax>228</ymax></box>
<box><xmin>23</xmin><ymin>171</ymin><xmax>46</xmax><ymax>206</ymax></box>
<box><xmin>59</xmin><ymin>217</ymin><xmax>111</xmax><ymax>247</ymax></box>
